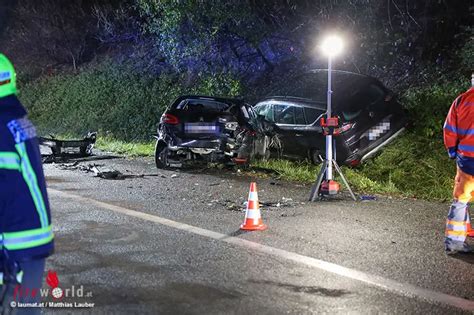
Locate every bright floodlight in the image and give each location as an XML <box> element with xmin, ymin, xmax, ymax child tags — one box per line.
<box><xmin>321</xmin><ymin>35</ymin><xmax>344</xmax><ymax>57</ymax></box>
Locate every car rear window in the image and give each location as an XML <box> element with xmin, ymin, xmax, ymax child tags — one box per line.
<box><xmin>341</xmin><ymin>84</ymin><xmax>386</xmax><ymax>120</ymax></box>
<box><xmin>175</xmin><ymin>99</ymin><xmax>231</xmax><ymax>112</ymax></box>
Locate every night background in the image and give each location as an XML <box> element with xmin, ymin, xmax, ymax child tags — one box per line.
<box><xmin>1</xmin><ymin>2</ymin><xmax>474</xmax><ymax>313</ymax></box>
<box><xmin>0</xmin><ymin>0</ymin><xmax>473</xmax><ymax>198</ymax></box>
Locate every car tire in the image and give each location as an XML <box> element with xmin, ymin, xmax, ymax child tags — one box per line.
<box><xmin>154</xmin><ymin>141</ymin><xmax>169</xmax><ymax>169</ymax></box>
<box><xmin>310</xmin><ymin>149</ymin><xmax>323</xmax><ymax>165</ymax></box>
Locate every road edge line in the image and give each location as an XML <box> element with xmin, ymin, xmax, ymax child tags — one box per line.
<box><xmin>48</xmin><ymin>188</ymin><xmax>474</xmax><ymax>312</ymax></box>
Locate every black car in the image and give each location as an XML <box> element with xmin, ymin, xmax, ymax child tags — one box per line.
<box><xmin>154</xmin><ymin>95</ymin><xmax>275</xmax><ymax>168</ymax></box>
<box><xmin>254</xmin><ymin>70</ymin><xmax>407</xmax><ymax>166</ymax></box>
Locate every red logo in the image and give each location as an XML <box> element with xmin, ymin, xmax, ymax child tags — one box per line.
<box><xmin>46</xmin><ymin>270</ymin><xmax>63</xmax><ymax>299</ymax></box>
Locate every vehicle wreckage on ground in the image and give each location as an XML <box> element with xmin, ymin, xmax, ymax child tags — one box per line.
<box><xmin>39</xmin><ymin>132</ymin><xmax>97</xmax><ymax>162</ymax></box>
<box><xmin>154</xmin><ymin>95</ymin><xmax>279</xmax><ymax>168</ymax></box>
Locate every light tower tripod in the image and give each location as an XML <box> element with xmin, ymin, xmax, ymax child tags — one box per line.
<box><xmin>308</xmin><ymin>135</ymin><xmax>357</xmax><ymax>201</ymax></box>
<box><xmin>308</xmin><ymin>53</ymin><xmax>356</xmax><ymax>202</ymax></box>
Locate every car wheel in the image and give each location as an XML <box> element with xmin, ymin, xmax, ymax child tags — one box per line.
<box><xmin>310</xmin><ymin>149</ymin><xmax>323</xmax><ymax>165</ymax></box>
<box><xmin>154</xmin><ymin>141</ymin><xmax>169</xmax><ymax>169</ymax></box>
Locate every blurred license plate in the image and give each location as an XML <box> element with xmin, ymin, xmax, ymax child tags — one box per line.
<box><xmin>185</xmin><ymin>123</ymin><xmax>219</xmax><ymax>134</ymax></box>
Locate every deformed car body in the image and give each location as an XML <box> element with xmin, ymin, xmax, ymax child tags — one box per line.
<box><xmin>154</xmin><ymin>95</ymin><xmax>275</xmax><ymax>168</ymax></box>
<box><xmin>254</xmin><ymin>70</ymin><xmax>408</xmax><ymax>166</ymax></box>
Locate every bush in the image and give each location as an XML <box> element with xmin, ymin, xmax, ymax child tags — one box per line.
<box><xmin>402</xmin><ymin>80</ymin><xmax>470</xmax><ymax>138</ymax></box>
<box><xmin>20</xmin><ymin>60</ymin><xmax>242</xmax><ymax>141</ymax></box>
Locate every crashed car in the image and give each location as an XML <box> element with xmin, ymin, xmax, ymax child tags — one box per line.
<box><xmin>154</xmin><ymin>95</ymin><xmax>276</xmax><ymax>168</ymax></box>
<box><xmin>254</xmin><ymin>70</ymin><xmax>408</xmax><ymax>166</ymax></box>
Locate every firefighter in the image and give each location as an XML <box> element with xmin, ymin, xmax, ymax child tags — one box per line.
<box><xmin>0</xmin><ymin>54</ymin><xmax>54</xmax><ymax>313</ymax></box>
<box><xmin>443</xmin><ymin>72</ymin><xmax>474</xmax><ymax>254</ymax></box>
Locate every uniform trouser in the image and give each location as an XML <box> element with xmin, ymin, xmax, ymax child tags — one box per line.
<box><xmin>0</xmin><ymin>259</ymin><xmax>45</xmax><ymax>315</ymax></box>
<box><xmin>445</xmin><ymin>167</ymin><xmax>473</xmax><ymax>250</ymax></box>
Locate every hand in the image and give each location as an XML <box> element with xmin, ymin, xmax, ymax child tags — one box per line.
<box><xmin>448</xmin><ymin>147</ymin><xmax>457</xmax><ymax>159</ymax></box>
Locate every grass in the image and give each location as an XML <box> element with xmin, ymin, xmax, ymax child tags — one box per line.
<box><xmin>90</xmin><ymin>130</ymin><xmax>455</xmax><ymax>201</ymax></box>
<box><xmin>253</xmin><ymin>132</ymin><xmax>455</xmax><ymax>200</ymax></box>
<box><xmin>252</xmin><ymin>158</ymin><xmax>402</xmax><ymax>196</ymax></box>
<box><xmin>95</xmin><ymin>136</ymin><xmax>155</xmax><ymax>157</ymax></box>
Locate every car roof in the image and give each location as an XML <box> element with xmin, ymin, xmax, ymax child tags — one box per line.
<box><xmin>256</xmin><ymin>96</ymin><xmax>326</xmax><ymax>111</ymax></box>
<box><xmin>306</xmin><ymin>69</ymin><xmax>373</xmax><ymax>80</ymax></box>
<box><xmin>264</xmin><ymin>69</ymin><xmax>385</xmax><ymax>107</ymax></box>
<box><xmin>171</xmin><ymin>95</ymin><xmax>245</xmax><ymax>106</ymax></box>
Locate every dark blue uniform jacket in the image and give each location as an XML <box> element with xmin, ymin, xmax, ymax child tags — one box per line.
<box><xmin>0</xmin><ymin>95</ymin><xmax>54</xmax><ymax>268</ymax></box>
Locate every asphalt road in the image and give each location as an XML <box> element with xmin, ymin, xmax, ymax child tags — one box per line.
<box><xmin>37</xmin><ymin>154</ymin><xmax>473</xmax><ymax>314</ymax></box>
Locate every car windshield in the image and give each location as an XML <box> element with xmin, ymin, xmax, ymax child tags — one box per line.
<box><xmin>175</xmin><ymin>99</ymin><xmax>231</xmax><ymax>112</ymax></box>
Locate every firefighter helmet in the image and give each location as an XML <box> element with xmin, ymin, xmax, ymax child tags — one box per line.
<box><xmin>0</xmin><ymin>54</ymin><xmax>17</xmax><ymax>98</ymax></box>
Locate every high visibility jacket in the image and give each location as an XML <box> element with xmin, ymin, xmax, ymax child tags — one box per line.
<box><xmin>443</xmin><ymin>87</ymin><xmax>474</xmax><ymax>176</ymax></box>
<box><xmin>0</xmin><ymin>95</ymin><xmax>54</xmax><ymax>265</ymax></box>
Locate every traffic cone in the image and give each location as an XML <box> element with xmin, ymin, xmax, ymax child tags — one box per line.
<box><xmin>240</xmin><ymin>182</ymin><xmax>267</xmax><ymax>231</ymax></box>
<box><xmin>467</xmin><ymin>210</ymin><xmax>474</xmax><ymax>238</ymax></box>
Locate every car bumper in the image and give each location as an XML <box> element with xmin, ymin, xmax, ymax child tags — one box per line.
<box><xmin>169</xmin><ymin>139</ymin><xmax>223</xmax><ymax>150</ymax></box>
<box><xmin>344</xmin><ymin>127</ymin><xmax>406</xmax><ymax>165</ymax></box>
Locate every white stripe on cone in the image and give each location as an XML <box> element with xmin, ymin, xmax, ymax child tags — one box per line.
<box><xmin>248</xmin><ymin>191</ymin><xmax>258</xmax><ymax>200</ymax></box>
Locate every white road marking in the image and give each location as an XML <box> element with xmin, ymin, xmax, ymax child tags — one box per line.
<box><xmin>48</xmin><ymin>188</ymin><xmax>474</xmax><ymax>312</ymax></box>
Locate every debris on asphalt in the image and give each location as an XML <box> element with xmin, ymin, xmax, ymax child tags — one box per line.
<box><xmin>171</xmin><ymin>174</ymin><xmax>179</xmax><ymax>178</ymax></box>
<box><xmin>280</xmin><ymin>212</ymin><xmax>302</xmax><ymax>217</ymax></box>
<box><xmin>360</xmin><ymin>195</ymin><xmax>377</xmax><ymax>201</ymax></box>
<box><xmin>54</xmin><ymin>161</ymin><xmax>162</xmax><ymax>180</ymax></box>
<box><xmin>212</xmin><ymin>199</ymin><xmax>243</xmax><ymax>212</ymax></box>
<box><xmin>238</xmin><ymin>196</ymin><xmax>299</xmax><ymax>210</ymax></box>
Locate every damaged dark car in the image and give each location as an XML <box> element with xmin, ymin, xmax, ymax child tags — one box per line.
<box><xmin>254</xmin><ymin>70</ymin><xmax>408</xmax><ymax>166</ymax></box>
<box><xmin>154</xmin><ymin>95</ymin><xmax>276</xmax><ymax>168</ymax></box>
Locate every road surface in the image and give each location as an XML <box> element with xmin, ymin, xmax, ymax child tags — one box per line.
<box><xmin>38</xmin><ymin>155</ymin><xmax>473</xmax><ymax>314</ymax></box>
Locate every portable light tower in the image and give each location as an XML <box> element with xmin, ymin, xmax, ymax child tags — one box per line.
<box><xmin>309</xmin><ymin>35</ymin><xmax>356</xmax><ymax>201</ymax></box>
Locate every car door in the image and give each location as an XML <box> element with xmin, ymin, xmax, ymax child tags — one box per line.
<box><xmin>272</xmin><ymin>103</ymin><xmax>310</xmax><ymax>157</ymax></box>
<box><xmin>292</xmin><ymin>106</ymin><xmax>326</xmax><ymax>158</ymax></box>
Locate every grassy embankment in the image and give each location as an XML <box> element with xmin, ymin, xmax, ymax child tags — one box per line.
<box><xmin>20</xmin><ymin>61</ymin><xmax>469</xmax><ymax>200</ymax></box>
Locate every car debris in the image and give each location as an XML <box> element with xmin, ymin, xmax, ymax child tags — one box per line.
<box><xmin>54</xmin><ymin>161</ymin><xmax>161</xmax><ymax>180</ymax></box>
<box><xmin>40</xmin><ymin>132</ymin><xmax>97</xmax><ymax>156</ymax></box>
<box><xmin>360</xmin><ymin>195</ymin><xmax>377</xmax><ymax>201</ymax></box>
<box><xmin>40</xmin><ymin>132</ymin><xmax>97</xmax><ymax>162</ymax></box>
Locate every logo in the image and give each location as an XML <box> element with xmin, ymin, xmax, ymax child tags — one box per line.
<box><xmin>0</xmin><ymin>71</ymin><xmax>11</xmax><ymax>81</ymax></box>
<box><xmin>46</xmin><ymin>271</ymin><xmax>63</xmax><ymax>299</ymax></box>
<box><xmin>13</xmin><ymin>269</ymin><xmax>94</xmax><ymax>305</ymax></box>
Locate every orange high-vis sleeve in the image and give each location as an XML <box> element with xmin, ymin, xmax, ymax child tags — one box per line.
<box><xmin>443</xmin><ymin>97</ymin><xmax>460</xmax><ymax>149</ymax></box>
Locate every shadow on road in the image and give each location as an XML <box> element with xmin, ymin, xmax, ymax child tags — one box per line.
<box><xmin>449</xmin><ymin>254</ymin><xmax>474</xmax><ymax>265</ymax></box>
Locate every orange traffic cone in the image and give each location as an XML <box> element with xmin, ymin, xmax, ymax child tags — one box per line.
<box><xmin>467</xmin><ymin>210</ymin><xmax>474</xmax><ymax>238</ymax></box>
<box><xmin>240</xmin><ymin>182</ymin><xmax>267</xmax><ymax>231</ymax></box>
